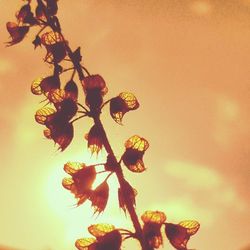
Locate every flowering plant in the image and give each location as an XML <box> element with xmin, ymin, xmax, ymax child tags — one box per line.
<box><xmin>6</xmin><ymin>1</ymin><xmax>200</xmax><ymax>249</ymax></box>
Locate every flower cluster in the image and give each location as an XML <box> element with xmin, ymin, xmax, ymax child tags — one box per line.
<box><xmin>141</xmin><ymin>211</ymin><xmax>200</xmax><ymax>250</ymax></box>
<box><xmin>6</xmin><ymin>1</ymin><xmax>201</xmax><ymax>250</ymax></box>
<box><xmin>6</xmin><ymin>0</ymin><xmax>59</xmax><ymax>47</ymax></box>
<box><xmin>32</xmin><ymin>75</ymin><xmax>78</xmax><ymax>151</ymax></box>
<box><xmin>62</xmin><ymin>162</ymin><xmax>109</xmax><ymax>213</ymax></box>
<box><xmin>75</xmin><ymin>224</ymin><xmax>123</xmax><ymax>250</ymax></box>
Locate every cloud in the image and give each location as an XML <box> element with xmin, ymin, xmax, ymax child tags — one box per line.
<box><xmin>163</xmin><ymin>160</ymin><xmax>247</xmax><ymax>224</ymax></box>
<box><xmin>164</xmin><ymin>160</ymin><xmax>221</xmax><ymax>190</ymax></box>
<box><xmin>148</xmin><ymin>197</ymin><xmax>215</xmax><ymax>226</ymax></box>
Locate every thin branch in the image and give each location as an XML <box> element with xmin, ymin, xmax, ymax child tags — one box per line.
<box><xmin>77</xmin><ymin>102</ymin><xmax>89</xmax><ymax>112</ymax></box>
<box><xmin>70</xmin><ymin>114</ymin><xmax>87</xmax><ymax>124</ymax></box>
<box><xmin>61</xmin><ymin>67</ymin><xmax>75</xmax><ymax>74</ymax></box>
<box><xmin>104</xmin><ymin>171</ymin><xmax>114</xmax><ymax>182</ymax></box>
<box><xmin>101</xmin><ymin>98</ymin><xmax>111</xmax><ymax>109</ymax></box>
<box><xmin>81</xmin><ymin>65</ymin><xmax>91</xmax><ymax>76</ymax></box>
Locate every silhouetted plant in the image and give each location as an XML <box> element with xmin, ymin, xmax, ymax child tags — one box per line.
<box><xmin>6</xmin><ymin>1</ymin><xmax>200</xmax><ymax>249</ymax></box>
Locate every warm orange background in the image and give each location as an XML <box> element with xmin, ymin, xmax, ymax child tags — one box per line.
<box><xmin>0</xmin><ymin>1</ymin><xmax>250</xmax><ymax>250</ymax></box>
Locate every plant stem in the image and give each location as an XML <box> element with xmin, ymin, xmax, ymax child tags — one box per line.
<box><xmin>42</xmin><ymin>3</ymin><xmax>152</xmax><ymax>249</ymax></box>
<box><xmin>93</xmin><ymin>115</ymin><xmax>151</xmax><ymax>250</ymax></box>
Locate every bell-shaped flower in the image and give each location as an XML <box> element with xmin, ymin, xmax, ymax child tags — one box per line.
<box><xmin>35</xmin><ymin>2</ymin><xmax>47</xmax><ymax>21</ymax></box>
<box><xmin>45</xmin><ymin>0</ymin><xmax>58</xmax><ymax>16</ymax></box>
<box><xmin>118</xmin><ymin>180</ymin><xmax>137</xmax><ymax>213</ymax></box>
<box><xmin>6</xmin><ymin>22</ymin><xmax>29</xmax><ymax>46</ymax></box>
<box><xmin>31</xmin><ymin>75</ymin><xmax>60</xmax><ymax>96</ymax></box>
<box><xmin>41</xmin><ymin>31</ymin><xmax>67</xmax><ymax>63</ymax></box>
<box><xmin>81</xmin><ymin>75</ymin><xmax>108</xmax><ymax>111</ymax></box>
<box><xmin>64</xmin><ymin>80</ymin><xmax>78</xmax><ymax>101</ymax></box>
<box><xmin>35</xmin><ymin>107</ymin><xmax>56</xmax><ymax>125</ymax></box>
<box><xmin>89</xmin><ymin>181</ymin><xmax>109</xmax><ymax>214</ymax></box>
<box><xmin>62</xmin><ymin>163</ymin><xmax>96</xmax><ymax>206</ymax></box>
<box><xmin>75</xmin><ymin>224</ymin><xmax>122</xmax><ymax>250</ymax></box>
<box><xmin>110</xmin><ymin>92</ymin><xmax>139</xmax><ymax>124</ymax></box>
<box><xmin>86</xmin><ymin>124</ymin><xmax>105</xmax><ymax>154</ymax></box>
<box><xmin>16</xmin><ymin>3</ymin><xmax>37</xmax><ymax>25</ymax></box>
<box><xmin>165</xmin><ymin>220</ymin><xmax>200</xmax><ymax>250</ymax></box>
<box><xmin>141</xmin><ymin>211</ymin><xmax>167</xmax><ymax>249</ymax></box>
<box><xmin>122</xmin><ymin>135</ymin><xmax>149</xmax><ymax>173</ymax></box>
<box><xmin>45</xmin><ymin>113</ymin><xmax>74</xmax><ymax>151</ymax></box>
<box><xmin>33</xmin><ymin>74</ymin><xmax>78</xmax><ymax>151</ymax></box>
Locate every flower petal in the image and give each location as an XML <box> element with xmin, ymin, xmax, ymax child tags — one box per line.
<box><xmin>141</xmin><ymin>211</ymin><xmax>166</xmax><ymax>224</ymax></box>
<box><xmin>179</xmin><ymin>220</ymin><xmax>200</xmax><ymax>236</ymax></box>
<box><xmin>35</xmin><ymin>107</ymin><xmax>56</xmax><ymax>124</ymax></box>
<box><xmin>88</xmin><ymin>223</ymin><xmax>115</xmax><ymax>238</ymax></box>
<box><xmin>6</xmin><ymin>22</ymin><xmax>29</xmax><ymax>46</ymax></box>
<box><xmin>62</xmin><ymin>177</ymin><xmax>74</xmax><ymax>190</ymax></box>
<box><xmin>125</xmin><ymin>135</ymin><xmax>149</xmax><ymax>151</ymax></box>
<box><xmin>31</xmin><ymin>77</ymin><xmax>44</xmax><ymax>95</ymax></box>
<box><xmin>75</xmin><ymin>238</ymin><xmax>96</xmax><ymax>250</ymax></box>
<box><xmin>90</xmin><ymin>182</ymin><xmax>109</xmax><ymax>214</ymax></box>
<box><xmin>64</xmin><ymin>162</ymin><xmax>86</xmax><ymax>175</ymax></box>
<box><xmin>165</xmin><ymin>223</ymin><xmax>190</xmax><ymax>250</ymax></box>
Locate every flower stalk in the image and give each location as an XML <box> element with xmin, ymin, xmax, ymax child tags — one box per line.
<box><xmin>6</xmin><ymin>1</ymin><xmax>200</xmax><ymax>249</ymax></box>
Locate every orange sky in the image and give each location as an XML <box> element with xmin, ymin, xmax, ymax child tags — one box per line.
<box><xmin>0</xmin><ymin>1</ymin><xmax>250</xmax><ymax>250</ymax></box>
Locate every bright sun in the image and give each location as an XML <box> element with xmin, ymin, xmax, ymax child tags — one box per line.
<box><xmin>43</xmin><ymin>150</ymin><xmax>127</xmax><ymax>247</ymax></box>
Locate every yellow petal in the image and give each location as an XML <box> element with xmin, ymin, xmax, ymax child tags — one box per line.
<box><xmin>141</xmin><ymin>210</ymin><xmax>166</xmax><ymax>224</ymax></box>
<box><xmin>88</xmin><ymin>223</ymin><xmax>115</xmax><ymax>237</ymax></box>
<box><xmin>41</xmin><ymin>31</ymin><xmax>64</xmax><ymax>45</ymax></box>
<box><xmin>119</xmin><ymin>92</ymin><xmax>139</xmax><ymax>109</ymax></box>
<box><xmin>48</xmin><ymin>89</ymin><xmax>66</xmax><ymax>103</ymax></box>
<box><xmin>62</xmin><ymin>177</ymin><xmax>74</xmax><ymax>190</ymax></box>
<box><xmin>31</xmin><ymin>77</ymin><xmax>44</xmax><ymax>95</ymax></box>
<box><xmin>125</xmin><ymin>135</ymin><xmax>149</xmax><ymax>151</ymax></box>
<box><xmin>179</xmin><ymin>220</ymin><xmax>200</xmax><ymax>235</ymax></box>
<box><xmin>63</xmin><ymin>162</ymin><xmax>86</xmax><ymax>175</ymax></box>
<box><xmin>35</xmin><ymin>107</ymin><xmax>55</xmax><ymax>124</ymax></box>
<box><xmin>75</xmin><ymin>238</ymin><xmax>96</xmax><ymax>250</ymax></box>
<box><xmin>128</xmin><ymin>160</ymin><xmax>146</xmax><ymax>173</ymax></box>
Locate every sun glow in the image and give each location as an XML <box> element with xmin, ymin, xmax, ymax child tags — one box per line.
<box><xmin>44</xmin><ymin>150</ymin><xmax>122</xmax><ymax>247</ymax></box>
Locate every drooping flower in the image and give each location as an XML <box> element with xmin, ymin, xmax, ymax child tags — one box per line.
<box><xmin>118</xmin><ymin>180</ymin><xmax>137</xmax><ymax>213</ymax></box>
<box><xmin>16</xmin><ymin>3</ymin><xmax>37</xmax><ymax>25</ymax></box>
<box><xmin>165</xmin><ymin>220</ymin><xmax>200</xmax><ymax>250</ymax></box>
<box><xmin>33</xmin><ymin>74</ymin><xmax>78</xmax><ymax>150</ymax></box>
<box><xmin>64</xmin><ymin>80</ymin><xmax>78</xmax><ymax>101</ymax></box>
<box><xmin>75</xmin><ymin>224</ymin><xmax>122</xmax><ymax>250</ymax></box>
<box><xmin>122</xmin><ymin>135</ymin><xmax>149</xmax><ymax>173</ymax></box>
<box><xmin>31</xmin><ymin>75</ymin><xmax>61</xmax><ymax>96</ymax></box>
<box><xmin>41</xmin><ymin>31</ymin><xmax>67</xmax><ymax>63</ymax></box>
<box><xmin>44</xmin><ymin>0</ymin><xmax>58</xmax><ymax>16</ymax></box>
<box><xmin>6</xmin><ymin>22</ymin><xmax>29</xmax><ymax>46</ymax></box>
<box><xmin>35</xmin><ymin>1</ymin><xmax>47</xmax><ymax>21</ymax></box>
<box><xmin>62</xmin><ymin>162</ymin><xmax>96</xmax><ymax>206</ymax></box>
<box><xmin>45</xmin><ymin>115</ymin><xmax>74</xmax><ymax>151</ymax></box>
<box><xmin>110</xmin><ymin>92</ymin><xmax>139</xmax><ymax>124</ymax></box>
<box><xmin>86</xmin><ymin>124</ymin><xmax>105</xmax><ymax>155</ymax></box>
<box><xmin>141</xmin><ymin>210</ymin><xmax>167</xmax><ymax>249</ymax></box>
<box><xmin>81</xmin><ymin>75</ymin><xmax>108</xmax><ymax>111</ymax></box>
<box><xmin>89</xmin><ymin>181</ymin><xmax>109</xmax><ymax>214</ymax></box>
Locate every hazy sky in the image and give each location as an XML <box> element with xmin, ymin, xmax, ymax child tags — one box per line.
<box><xmin>0</xmin><ymin>1</ymin><xmax>250</xmax><ymax>250</ymax></box>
